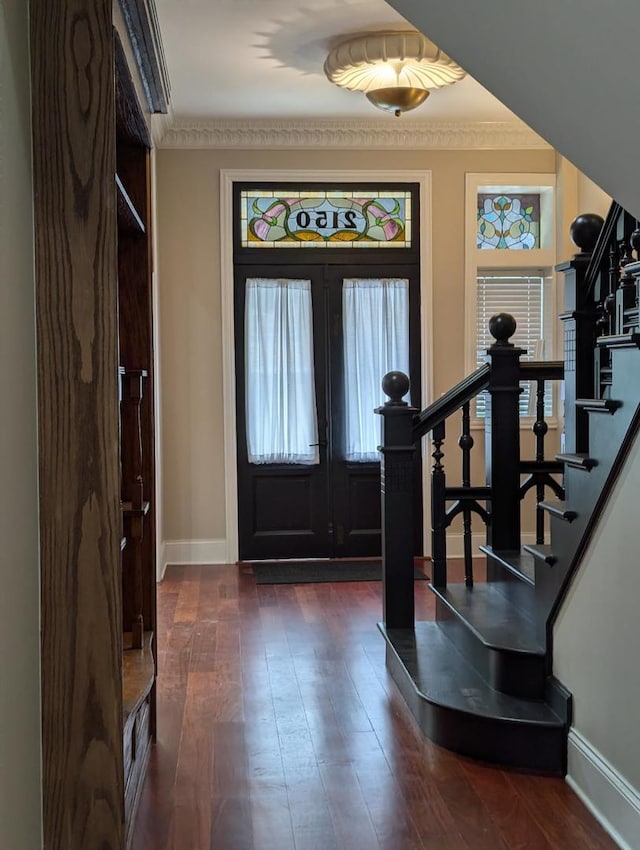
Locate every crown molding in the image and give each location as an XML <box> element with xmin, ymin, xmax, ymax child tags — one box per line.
<box><xmin>157</xmin><ymin>117</ymin><xmax>550</xmax><ymax>151</ymax></box>
<box><xmin>151</xmin><ymin>108</ymin><xmax>174</xmax><ymax>147</ymax></box>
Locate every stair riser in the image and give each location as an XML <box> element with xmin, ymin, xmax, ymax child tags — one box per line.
<box><xmin>537</xmin><ymin>349</ymin><xmax>640</xmax><ymax>641</ymax></box>
<box><xmin>435</xmin><ymin>597</ymin><xmax>546</xmax><ymax>700</ymax></box>
<box><xmin>385</xmin><ymin>642</ymin><xmax>566</xmax><ymax>775</ymax></box>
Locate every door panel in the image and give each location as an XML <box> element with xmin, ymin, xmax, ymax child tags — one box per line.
<box><xmin>235</xmin><ymin>262</ymin><xmax>421</xmax><ymax>561</ymax></box>
<box><xmin>328</xmin><ymin>265</ymin><xmax>419</xmax><ymax>557</ymax></box>
<box><xmin>235</xmin><ymin>265</ymin><xmax>331</xmax><ymax>559</ymax></box>
<box><xmin>250</xmin><ymin>466</ymin><xmax>329</xmax><ymax>554</ymax></box>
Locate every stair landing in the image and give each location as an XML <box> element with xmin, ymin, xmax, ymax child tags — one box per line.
<box><xmin>379</xmin><ymin>619</ymin><xmax>569</xmax><ymax>774</ymax></box>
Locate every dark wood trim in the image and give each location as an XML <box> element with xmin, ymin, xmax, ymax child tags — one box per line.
<box><xmin>30</xmin><ymin>1</ymin><xmax>124</xmax><ymax>847</ymax></box>
<box><xmin>114</xmin><ymin>28</ymin><xmax>152</xmax><ymax>147</ymax></box>
<box><xmin>518</xmin><ymin>360</ymin><xmax>564</xmax><ymax>380</ymax></box>
<box><xmin>117</xmin><ymin>0</ymin><xmax>170</xmax><ymax>113</ymax></box>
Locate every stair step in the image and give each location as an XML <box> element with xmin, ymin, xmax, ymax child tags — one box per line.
<box><xmin>556</xmin><ymin>452</ymin><xmax>598</xmax><ymax>471</ymax></box>
<box><xmin>538</xmin><ymin>499</ymin><xmax>577</xmax><ymax>522</ymax></box>
<box><xmin>596</xmin><ymin>332</ymin><xmax>640</xmax><ymax>349</ymax></box>
<box><xmin>523</xmin><ymin>544</ymin><xmax>557</xmax><ymax>566</ymax></box>
<box><xmin>575</xmin><ymin>398</ymin><xmax>622</xmax><ymax>414</ymax></box>
<box><xmin>432</xmin><ymin>583</ymin><xmax>545</xmax><ymax>699</ymax></box>
<box><xmin>480</xmin><ymin>545</ymin><xmax>534</xmax><ymax>585</ymax></box>
<box><xmin>433</xmin><ymin>583</ymin><xmax>541</xmax><ymax>652</ymax></box>
<box><xmin>379</xmin><ymin>620</ymin><xmax>567</xmax><ymax>774</ymax></box>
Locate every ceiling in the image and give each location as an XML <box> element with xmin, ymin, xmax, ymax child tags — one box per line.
<box><xmin>154</xmin><ymin>0</ymin><xmax>520</xmax><ymax>124</ymax></box>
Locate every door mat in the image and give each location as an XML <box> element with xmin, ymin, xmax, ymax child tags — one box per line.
<box><xmin>249</xmin><ymin>559</ymin><xmax>428</xmax><ymax>585</ymax></box>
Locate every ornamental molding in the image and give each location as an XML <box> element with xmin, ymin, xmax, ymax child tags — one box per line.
<box><xmin>157</xmin><ymin>117</ymin><xmax>550</xmax><ymax>151</ymax></box>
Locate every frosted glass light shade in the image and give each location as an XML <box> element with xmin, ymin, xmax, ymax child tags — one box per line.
<box><xmin>324</xmin><ymin>31</ymin><xmax>466</xmax><ymax>99</ymax></box>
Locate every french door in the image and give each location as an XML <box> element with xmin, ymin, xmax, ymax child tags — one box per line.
<box><xmin>235</xmin><ymin>262</ymin><xmax>421</xmax><ymax>561</ymax></box>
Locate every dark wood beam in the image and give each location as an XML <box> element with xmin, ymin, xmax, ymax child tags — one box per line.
<box><xmin>117</xmin><ymin>0</ymin><xmax>170</xmax><ymax>113</ymax></box>
<box><xmin>30</xmin><ymin>1</ymin><xmax>124</xmax><ymax>847</ymax></box>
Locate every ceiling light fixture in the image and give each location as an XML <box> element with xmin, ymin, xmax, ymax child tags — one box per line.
<box><xmin>324</xmin><ymin>31</ymin><xmax>466</xmax><ymax>117</ymax></box>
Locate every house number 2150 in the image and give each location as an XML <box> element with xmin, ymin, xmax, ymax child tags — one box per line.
<box><xmin>294</xmin><ymin>210</ymin><xmax>358</xmax><ymax>230</ymax></box>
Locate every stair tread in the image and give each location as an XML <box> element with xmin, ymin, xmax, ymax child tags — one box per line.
<box><xmin>382</xmin><ymin>621</ymin><xmax>562</xmax><ymax>725</ymax></box>
<box><xmin>479</xmin><ymin>545</ymin><xmax>535</xmax><ymax>585</ymax></box>
<box><xmin>538</xmin><ymin>499</ymin><xmax>577</xmax><ymax>521</ymax></box>
<box><xmin>575</xmin><ymin>397</ymin><xmax>622</xmax><ymax>413</ymax></box>
<box><xmin>556</xmin><ymin>452</ymin><xmax>597</xmax><ymax>470</ymax></box>
<box><xmin>523</xmin><ymin>544</ymin><xmax>558</xmax><ymax>566</ymax></box>
<box><xmin>433</xmin><ymin>583</ymin><xmax>543</xmax><ymax>654</ymax></box>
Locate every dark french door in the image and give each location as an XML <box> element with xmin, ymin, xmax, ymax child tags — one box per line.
<box><xmin>234</xmin><ymin>262</ymin><xmax>421</xmax><ymax>561</ymax></box>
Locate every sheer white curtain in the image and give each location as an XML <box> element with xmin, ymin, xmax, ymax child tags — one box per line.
<box><xmin>343</xmin><ymin>278</ymin><xmax>410</xmax><ymax>462</ymax></box>
<box><xmin>245</xmin><ymin>278</ymin><xmax>319</xmax><ymax>464</ymax></box>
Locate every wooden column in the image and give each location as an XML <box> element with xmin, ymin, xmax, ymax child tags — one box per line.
<box><xmin>377</xmin><ymin>372</ymin><xmax>418</xmax><ymax>629</ymax></box>
<box><xmin>485</xmin><ymin>314</ymin><xmax>524</xmax><ymax>553</ymax></box>
<box><xmin>557</xmin><ymin>215</ymin><xmax>601</xmax><ymax>453</ymax></box>
<box><xmin>30</xmin><ymin>2</ymin><xmax>124</xmax><ymax>848</ymax></box>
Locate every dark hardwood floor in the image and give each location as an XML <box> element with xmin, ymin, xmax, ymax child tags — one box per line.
<box><xmin>131</xmin><ymin>562</ymin><xmax>617</xmax><ymax>850</ymax></box>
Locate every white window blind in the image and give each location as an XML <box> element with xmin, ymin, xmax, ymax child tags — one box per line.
<box><xmin>476</xmin><ymin>270</ymin><xmax>552</xmax><ymax>417</ymax></box>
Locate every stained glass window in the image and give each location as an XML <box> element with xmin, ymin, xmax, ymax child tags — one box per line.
<box><xmin>477</xmin><ymin>193</ymin><xmax>540</xmax><ymax>250</ymax></box>
<box><xmin>240</xmin><ymin>189</ymin><xmax>412</xmax><ymax>248</ymax></box>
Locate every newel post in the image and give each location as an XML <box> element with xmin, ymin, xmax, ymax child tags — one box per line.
<box><xmin>377</xmin><ymin>371</ymin><xmax>418</xmax><ymax>630</ymax></box>
<box><xmin>485</xmin><ymin>314</ymin><xmax>524</xmax><ymax>553</ymax></box>
<box><xmin>557</xmin><ymin>213</ymin><xmax>602</xmax><ymax>453</ymax></box>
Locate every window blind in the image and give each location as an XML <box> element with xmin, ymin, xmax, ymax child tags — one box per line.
<box><xmin>476</xmin><ymin>271</ymin><xmax>553</xmax><ymax>417</ymax></box>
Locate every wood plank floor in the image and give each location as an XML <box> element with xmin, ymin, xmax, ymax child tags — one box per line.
<box><xmin>131</xmin><ymin>562</ymin><xmax>618</xmax><ymax>850</ymax></box>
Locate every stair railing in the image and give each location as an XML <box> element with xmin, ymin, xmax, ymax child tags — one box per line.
<box><xmin>378</xmin><ymin>316</ymin><xmax>564</xmax><ymax>630</ymax></box>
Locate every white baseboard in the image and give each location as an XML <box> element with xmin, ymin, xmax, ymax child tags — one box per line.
<box><xmin>444</xmin><ymin>531</ymin><xmax>537</xmax><ymax>559</ymax></box>
<box><xmin>157</xmin><ymin>532</ymin><xmax>539</xmax><ymax>577</ymax></box>
<box><xmin>161</xmin><ymin>538</ymin><xmax>229</xmax><ymax>578</ymax></box>
<box><xmin>566</xmin><ymin>728</ymin><xmax>640</xmax><ymax>850</ymax></box>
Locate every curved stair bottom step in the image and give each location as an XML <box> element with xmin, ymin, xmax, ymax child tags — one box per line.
<box><xmin>379</xmin><ymin>620</ymin><xmax>568</xmax><ymax>775</ymax></box>
<box><xmin>433</xmin><ymin>587</ymin><xmax>546</xmax><ymax>701</ymax></box>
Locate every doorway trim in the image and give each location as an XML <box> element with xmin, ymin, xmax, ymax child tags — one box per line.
<box><xmin>220</xmin><ymin>169</ymin><xmax>433</xmax><ymax>563</ymax></box>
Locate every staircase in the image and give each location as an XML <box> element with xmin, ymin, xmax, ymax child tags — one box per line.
<box><xmin>377</xmin><ymin>205</ymin><xmax>640</xmax><ymax>774</ymax></box>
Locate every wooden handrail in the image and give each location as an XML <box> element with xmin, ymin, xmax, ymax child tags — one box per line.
<box><xmin>412</xmin><ymin>364</ymin><xmax>490</xmax><ymax>441</ymax></box>
<box><xmin>519</xmin><ymin>360</ymin><xmax>564</xmax><ymax>381</ymax></box>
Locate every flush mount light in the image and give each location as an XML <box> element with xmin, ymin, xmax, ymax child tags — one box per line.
<box><xmin>324</xmin><ymin>30</ymin><xmax>466</xmax><ymax>117</ymax></box>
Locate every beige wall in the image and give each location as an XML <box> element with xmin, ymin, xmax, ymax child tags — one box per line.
<box><xmin>578</xmin><ymin>172</ymin><xmax>611</xmax><ymax>220</ymax></box>
<box><xmin>156</xmin><ymin>145</ymin><xmax>555</xmax><ymax>548</ymax></box>
<box><xmin>554</xmin><ymin>431</ymin><xmax>640</xmax><ymax>803</ymax></box>
<box><xmin>0</xmin><ymin>1</ymin><xmax>43</xmax><ymax>846</ymax></box>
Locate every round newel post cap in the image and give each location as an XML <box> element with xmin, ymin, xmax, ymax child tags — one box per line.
<box><xmin>382</xmin><ymin>371</ymin><xmax>410</xmax><ymax>406</ymax></box>
<box><xmin>489</xmin><ymin>313</ymin><xmax>516</xmax><ymax>346</ymax></box>
<box><xmin>570</xmin><ymin>213</ymin><xmax>604</xmax><ymax>254</ymax></box>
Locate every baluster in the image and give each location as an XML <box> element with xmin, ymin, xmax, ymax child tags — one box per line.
<box><xmin>632</xmin><ymin>228</ymin><xmax>640</xmax><ymax>333</ymax></box>
<box><xmin>459</xmin><ymin>403</ymin><xmax>474</xmax><ymax>587</ymax></box>
<box><xmin>431</xmin><ymin>420</ymin><xmax>447</xmax><ymax>589</ymax></box>
<box><xmin>533</xmin><ymin>378</ymin><xmax>548</xmax><ymax>544</ymax></box>
<box><xmin>616</xmin><ymin>227</ymin><xmax>640</xmax><ymax>335</ymax></box>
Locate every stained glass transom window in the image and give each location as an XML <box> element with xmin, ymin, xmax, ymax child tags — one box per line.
<box><xmin>477</xmin><ymin>193</ymin><xmax>540</xmax><ymax>250</ymax></box>
<box><xmin>240</xmin><ymin>189</ymin><xmax>412</xmax><ymax>248</ymax></box>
